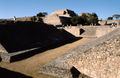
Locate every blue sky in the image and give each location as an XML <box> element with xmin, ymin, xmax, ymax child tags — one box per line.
<box><xmin>0</xmin><ymin>0</ymin><xmax>120</xmax><ymax>19</ymax></box>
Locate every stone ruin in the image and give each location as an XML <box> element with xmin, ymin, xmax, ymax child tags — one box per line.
<box><xmin>43</xmin><ymin>9</ymin><xmax>76</xmax><ymax>26</ymax></box>
<box><xmin>39</xmin><ymin>28</ymin><xmax>120</xmax><ymax>78</ymax></box>
<box><xmin>0</xmin><ymin>21</ymin><xmax>117</xmax><ymax>63</ymax></box>
<box><xmin>0</xmin><ymin>9</ymin><xmax>120</xmax><ymax>78</ymax></box>
<box><xmin>43</xmin><ymin>14</ymin><xmax>71</xmax><ymax>26</ymax></box>
<box><xmin>10</xmin><ymin>16</ymin><xmax>33</xmax><ymax>22</ymax></box>
<box><xmin>58</xmin><ymin>26</ymin><xmax>118</xmax><ymax>38</ymax></box>
<box><xmin>44</xmin><ymin>14</ymin><xmax>62</xmax><ymax>26</ymax></box>
<box><xmin>0</xmin><ymin>22</ymin><xmax>76</xmax><ymax>62</ymax></box>
<box><xmin>50</xmin><ymin>9</ymin><xmax>77</xmax><ymax>17</ymax></box>
<box><xmin>7</xmin><ymin>16</ymin><xmax>43</xmax><ymax>23</ymax></box>
<box><xmin>0</xmin><ymin>43</ymin><xmax>7</xmax><ymax>53</ymax></box>
<box><xmin>99</xmin><ymin>20</ymin><xmax>120</xmax><ymax>26</ymax></box>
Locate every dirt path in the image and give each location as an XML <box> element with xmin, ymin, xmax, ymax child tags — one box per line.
<box><xmin>0</xmin><ymin>38</ymin><xmax>89</xmax><ymax>78</ymax></box>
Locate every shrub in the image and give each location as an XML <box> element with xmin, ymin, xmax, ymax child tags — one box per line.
<box><xmin>37</xmin><ymin>12</ymin><xmax>48</xmax><ymax>17</ymax></box>
<box><xmin>107</xmin><ymin>17</ymin><xmax>113</xmax><ymax>20</ymax></box>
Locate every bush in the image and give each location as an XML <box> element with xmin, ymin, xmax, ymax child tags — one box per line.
<box><xmin>71</xmin><ymin>13</ymin><xmax>98</xmax><ymax>25</ymax></box>
<box><xmin>107</xmin><ymin>17</ymin><xmax>113</xmax><ymax>20</ymax></box>
<box><xmin>71</xmin><ymin>16</ymin><xmax>80</xmax><ymax>25</ymax></box>
<box><xmin>37</xmin><ymin>12</ymin><xmax>48</xmax><ymax>17</ymax></box>
<box><xmin>31</xmin><ymin>16</ymin><xmax>37</xmax><ymax>22</ymax></box>
<box><xmin>88</xmin><ymin>13</ymin><xmax>98</xmax><ymax>25</ymax></box>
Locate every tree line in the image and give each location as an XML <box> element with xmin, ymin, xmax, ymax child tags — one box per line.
<box><xmin>71</xmin><ymin>13</ymin><xmax>98</xmax><ymax>26</ymax></box>
<box><xmin>107</xmin><ymin>14</ymin><xmax>120</xmax><ymax>20</ymax></box>
<box><xmin>31</xmin><ymin>12</ymin><xmax>48</xmax><ymax>22</ymax></box>
<box><xmin>32</xmin><ymin>12</ymin><xmax>99</xmax><ymax>26</ymax></box>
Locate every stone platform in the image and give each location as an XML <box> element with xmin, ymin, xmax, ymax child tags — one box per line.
<box><xmin>39</xmin><ymin>28</ymin><xmax>120</xmax><ymax>78</ymax></box>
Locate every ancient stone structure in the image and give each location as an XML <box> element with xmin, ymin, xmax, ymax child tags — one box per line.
<box><xmin>99</xmin><ymin>20</ymin><xmax>120</xmax><ymax>25</ymax></box>
<box><xmin>79</xmin><ymin>26</ymin><xmax>117</xmax><ymax>38</ymax></box>
<box><xmin>0</xmin><ymin>23</ymin><xmax>118</xmax><ymax>63</ymax></box>
<box><xmin>62</xmin><ymin>26</ymin><xmax>80</xmax><ymax>37</ymax></box>
<box><xmin>39</xmin><ymin>28</ymin><xmax>120</xmax><ymax>78</ymax></box>
<box><xmin>50</xmin><ymin>9</ymin><xmax>77</xmax><ymax>17</ymax></box>
<box><xmin>9</xmin><ymin>16</ymin><xmax>43</xmax><ymax>22</ymax></box>
<box><xmin>13</xmin><ymin>16</ymin><xmax>33</xmax><ymax>21</ymax></box>
<box><xmin>43</xmin><ymin>9</ymin><xmax>76</xmax><ymax>26</ymax></box>
<box><xmin>0</xmin><ymin>22</ymin><xmax>76</xmax><ymax>62</ymax></box>
<box><xmin>44</xmin><ymin>15</ymin><xmax>71</xmax><ymax>26</ymax></box>
<box><xmin>43</xmin><ymin>15</ymin><xmax>62</xmax><ymax>25</ymax></box>
<box><xmin>0</xmin><ymin>43</ymin><xmax>7</xmax><ymax>53</ymax></box>
<box><xmin>58</xmin><ymin>26</ymin><xmax>117</xmax><ymax>38</ymax></box>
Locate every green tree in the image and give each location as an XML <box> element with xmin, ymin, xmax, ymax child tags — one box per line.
<box><xmin>37</xmin><ymin>12</ymin><xmax>48</xmax><ymax>17</ymax></box>
<box><xmin>113</xmin><ymin>14</ymin><xmax>120</xmax><ymax>20</ymax></box>
<box><xmin>107</xmin><ymin>17</ymin><xmax>113</xmax><ymax>20</ymax></box>
<box><xmin>71</xmin><ymin>16</ymin><xmax>84</xmax><ymax>25</ymax></box>
<box><xmin>88</xmin><ymin>13</ymin><xmax>98</xmax><ymax>25</ymax></box>
<box><xmin>71</xmin><ymin>16</ymin><xmax>80</xmax><ymax>25</ymax></box>
<box><xmin>80</xmin><ymin>14</ymin><xmax>89</xmax><ymax>25</ymax></box>
<box><xmin>71</xmin><ymin>13</ymin><xmax>99</xmax><ymax>25</ymax></box>
<box><xmin>31</xmin><ymin>16</ymin><xmax>37</xmax><ymax>22</ymax></box>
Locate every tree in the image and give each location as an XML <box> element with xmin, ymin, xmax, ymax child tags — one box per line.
<box><xmin>107</xmin><ymin>17</ymin><xmax>113</xmax><ymax>20</ymax></box>
<box><xmin>37</xmin><ymin>12</ymin><xmax>48</xmax><ymax>17</ymax></box>
<box><xmin>88</xmin><ymin>13</ymin><xmax>98</xmax><ymax>25</ymax></box>
<box><xmin>71</xmin><ymin>16</ymin><xmax>85</xmax><ymax>25</ymax></box>
<box><xmin>80</xmin><ymin>14</ymin><xmax>89</xmax><ymax>25</ymax></box>
<box><xmin>71</xmin><ymin>16</ymin><xmax>80</xmax><ymax>25</ymax></box>
<box><xmin>112</xmin><ymin>14</ymin><xmax>120</xmax><ymax>20</ymax></box>
<box><xmin>88</xmin><ymin>15</ymin><xmax>95</xmax><ymax>25</ymax></box>
<box><xmin>80</xmin><ymin>13</ymin><xmax>98</xmax><ymax>25</ymax></box>
<box><xmin>31</xmin><ymin>16</ymin><xmax>37</xmax><ymax>22</ymax></box>
<box><xmin>71</xmin><ymin>13</ymin><xmax>99</xmax><ymax>26</ymax></box>
<box><xmin>90</xmin><ymin>13</ymin><xmax>98</xmax><ymax>24</ymax></box>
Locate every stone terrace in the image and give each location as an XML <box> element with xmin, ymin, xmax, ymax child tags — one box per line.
<box><xmin>39</xmin><ymin>28</ymin><xmax>120</xmax><ymax>78</ymax></box>
<box><xmin>0</xmin><ymin>22</ymin><xmax>76</xmax><ymax>62</ymax></box>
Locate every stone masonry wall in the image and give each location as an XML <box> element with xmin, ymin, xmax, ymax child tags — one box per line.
<box><xmin>63</xmin><ymin>26</ymin><xmax>80</xmax><ymax>37</ymax></box>
<box><xmin>0</xmin><ymin>43</ymin><xmax>7</xmax><ymax>53</ymax></box>
<box><xmin>61</xmin><ymin>26</ymin><xmax>117</xmax><ymax>38</ymax></box>
<box><xmin>95</xmin><ymin>26</ymin><xmax>117</xmax><ymax>37</ymax></box>
<box><xmin>74</xmin><ymin>31</ymin><xmax>120</xmax><ymax>78</ymax></box>
<box><xmin>50</xmin><ymin>9</ymin><xmax>76</xmax><ymax>17</ymax></box>
<box><xmin>15</xmin><ymin>16</ymin><xmax>33</xmax><ymax>21</ymax></box>
<box><xmin>99</xmin><ymin>20</ymin><xmax>120</xmax><ymax>25</ymax></box>
<box><xmin>43</xmin><ymin>15</ymin><xmax>62</xmax><ymax>25</ymax></box>
<box><xmin>39</xmin><ymin>28</ymin><xmax>120</xmax><ymax>78</ymax></box>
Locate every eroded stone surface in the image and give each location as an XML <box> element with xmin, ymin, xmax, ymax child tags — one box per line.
<box><xmin>39</xmin><ymin>28</ymin><xmax>120</xmax><ymax>78</ymax></box>
<box><xmin>74</xmin><ymin>36</ymin><xmax>120</xmax><ymax>78</ymax></box>
<box><xmin>0</xmin><ymin>43</ymin><xmax>7</xmax><ymax>53</ymax></box>
<box><xmin>50</xmin><ymin>9</ymin><xmax>76</xmax><ymax>17</ymax></box>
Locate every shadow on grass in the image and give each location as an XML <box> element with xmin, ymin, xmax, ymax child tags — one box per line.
<box><xmin>0</xmin><ymin>67</ymin><xmax>32</xmax><ymax>78</ymax></box>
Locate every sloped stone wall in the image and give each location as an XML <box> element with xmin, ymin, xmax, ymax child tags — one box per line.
<box><xmin>63</xmin><ymin>26</ymin><xmax>80</xmax><ymax>37</ymax></box>
<box><xmin>62</xmin><ymin>26</ymin><xmax>117</xmax><ymax>38</ymax></box>
<box><xmin>99</xmin><ymin>20</ymin><xmax>120</xmax><ymax>25</ymax></box>
<box><xmin>15</xmin><ymin>16</ymin><xmax>33</xmax><ymax>21</ymax></box>
<box><xmin>50</xmin><ymin>9</ymin><xmax>76</xmax><ymax>17</ymax></box>
<box><xmin>43</xmin><ymin>15</ymin><xmax>62</xmax><ymax>25</ymax></box>
<box><xmin>74</xmin><ymin>33</ymin><xmax>120</xmax><ymax>78</ymax></box>
<box><xmin>0</xmin><ymin>43</ymin><xmax>7</xmax><ymax>53</ymax></box>
<box><xmin>39</xmin><ymin>28</ymin><xmax>120</xmax><ymax>78</ymax></box>
<box><xmin>0</xmin><ymin>22</ymin><xmax>76</xmax><ymax>62</ymax></box>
